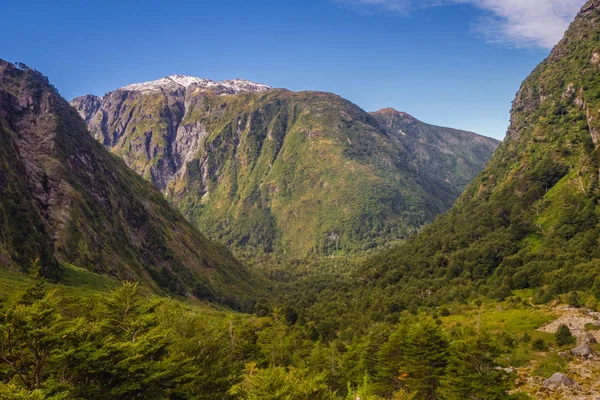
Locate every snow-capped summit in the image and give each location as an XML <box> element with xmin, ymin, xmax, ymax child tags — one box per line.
<box><xmin>120</xmin><ymin>74</ymin><xmax>272</xmax><ymax>94</ymax></box>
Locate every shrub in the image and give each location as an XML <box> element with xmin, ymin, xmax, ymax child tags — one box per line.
<box><xmin>532</xmin><ymin>338</ymin><xmax>548</xmax><ymax>351</ymax></box>
<box><xmin>555</xmin><ymin>324</ymin><xmax>576</xmax><ymax>346</ymax></box>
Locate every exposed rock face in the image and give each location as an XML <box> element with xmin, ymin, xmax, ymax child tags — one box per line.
<box><xmin>571</xmin><ymin>343</ymin><xmax>593</xmax><ymax>357</ymax></box>
<box><xmin>0</xmin><ymin>60</ymin><xmax>255</xmax><ymax>309</ymax></box>
<box><xmin>72</xmin><ymin>78</ymin><xmax>499</xmax><ymax>257</ymax></box>
<box><xmin>71</xmin><ymin>76</ymin><xmax>271</xmax><ymax>191</ymax></box>
<box><xmin>542</xmin><ymin>373</ymin><xmax>576</xmax><ymax>388</ymax></box>
<box><xmin>583</xmin><ymin>332</ymin><xmax>598</xmax><ymax>344</ymax></box>
<box><xmin>538</xmin><ymin>306</ymin><xmax>600</xmax><ymax>341</ymax></box>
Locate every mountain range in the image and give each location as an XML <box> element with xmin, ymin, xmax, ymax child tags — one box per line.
<box><xmin>72</xmin><ymin>77</ymin><xmax>499</xmax><ymax>257</ymax></box>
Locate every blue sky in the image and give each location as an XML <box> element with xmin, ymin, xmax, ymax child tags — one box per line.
<box><xmin>0</xmin><ymin>0</ymin><xmax>586</xmax><ymax>140</ymax></box>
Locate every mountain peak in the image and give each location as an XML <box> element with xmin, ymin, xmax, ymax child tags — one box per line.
<box><xmin>120</xmin><ymin>74</ymin><xmax>272</xmax><ymax>94</ymax></box>
<box><xmin>373</xmin><ymin>107</ymin><xmax>416</xmax><ymax>120</ymax></box>
<box><xmin>582</xmin><ymin>0</ymin><xmax>600</xmax><ymax>13</ymax></box>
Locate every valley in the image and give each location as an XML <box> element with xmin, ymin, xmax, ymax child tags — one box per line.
<box><xmin>2</xmin><ymin>0</ymin><xmax>600</xmax><ymax>399</ymax></box>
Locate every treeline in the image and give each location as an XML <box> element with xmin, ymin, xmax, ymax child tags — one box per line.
<box><xmin>0</xmin><ymin>269</ymin><xmax>523</xmax><ymax>399</ymax></box>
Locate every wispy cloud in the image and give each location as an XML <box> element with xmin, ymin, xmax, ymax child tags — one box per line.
<box><xmin>336</xmin><ymin>0</ymin><xmax>587</xmax><ymax>48</ymax></box>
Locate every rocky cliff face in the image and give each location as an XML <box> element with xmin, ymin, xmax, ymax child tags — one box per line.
<box><xmin>0</xmin><ymin>61</ymin><xmax>255</xmax><ymax>309</ymax></box>
<box><xmin>72</xmin><ymin>77</ymin><xmax>499</xmax><ymax>257</ymax></box>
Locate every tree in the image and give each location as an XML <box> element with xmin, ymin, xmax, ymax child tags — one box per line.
<box><xmin>18</xmin><ymin>260</ymin><xmax>47</xmax><ymax>306</ymax></box>
<box><xmin>229</xmin><ymin>363</ymin><xmax>339</xmax><ymax>400</ymax></box>
<box><xmin>391</xmin><ymin>389</ymin><xmax>417</xmax><ymax>400</ymax></box>
<box><xmin>438</xmin><ymin>334</ymin><xmax>512</xmax><ymax>400</ymax></box>
<box><xmin>258</xmin><ymin>308</ymin><xmax>291</xmax><ymax>367</ymax></box>
<box><xmin>592</xmin><ymin>276</ymin><xmax>600</xmax><ymax>300</ymax></box>
<box><xmin>568</xmin><ymin>292</ymin><xmax>581</xmax><ymax>308</ymax></box>
<box><xmin>374</xmin><ymin>324</ymin><xmax>409</xmax><ymax>396</ymax></box>
<box><xmin>0</xmin><ymin>283</ymin><xmax>65</xmax><ymax>392</ymax></box>
<box><xmin>532</xmin><ymin>338</ymin><xmax>548</xmax><ymax>351</ymax></box>
<box><xmin>399</xmin><ymin>320</ymin><xmax>449</xmax><ymax>399</ymax></box>
<box><xmin>0</xmin><ymin>383</ymin><xmax>68</xmax><ymax>399</ymax></box>
<box><xmin>62</xmin><ymin>283</ymin><xmax>193</xmax><ymax>399</ymax></box>
<box><xmin>555</xmin><ymin>324</ymin><xmax>576</xmax><ymax>347</ymax></box>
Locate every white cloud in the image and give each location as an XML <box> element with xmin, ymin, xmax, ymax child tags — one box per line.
<box><xmin>337</xmin><ymin>0</ymin><xmax>587</xmax><ymax>48</ymax></box>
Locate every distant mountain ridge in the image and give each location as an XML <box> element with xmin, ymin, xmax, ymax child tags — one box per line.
<box><xmin>0</xmin><ymin>60</ymin><xmax>255</xmax><ymax>309</ymax></box>
<box><xmin>371</xmin><ymin>108</ymin><xmax>500</xmax><ymax>192</ymax></box>
<box><xmin>72</xmin><ymin>75</ymin><xmax>500</xmax><ymax>257</ymax></box>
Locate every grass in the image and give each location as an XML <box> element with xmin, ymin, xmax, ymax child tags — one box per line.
<box><xmin>442</xmin><ymin>298</ymin><xmax>563</xmax><ymax>376</ymax></box>
<box><xmin>0</xmin><ymin>264</ymin><xmax>240</xmax><ymax>321</ymax></box>
<box><xmin>59</xmin><ymin>263</ymin><xmax>120</xmax><ymax>295</ymax></box>
<box><xmin>443</xmin><ymin>303</ymin><xmax>554</xmax><ymax>334</ymax></box>
<box><xmin>0</xmin><ymin>264</ymin><xmax>120</xmax><ymax>301</ymax></box>
<box><xmin>0</xmin><ymin>268</ymin><xmax>31</xmax><ymax>300</ymax></box>
<box><xmin>531</xmin><ymin>352</ymin><xmax>568</xmax><ymax>377</ymax></box>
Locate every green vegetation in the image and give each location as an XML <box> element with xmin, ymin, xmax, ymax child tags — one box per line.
<box><xmin>1</xmin><ymin>270</ymin><xmax>530</xmax><ymax>400</ymax></box>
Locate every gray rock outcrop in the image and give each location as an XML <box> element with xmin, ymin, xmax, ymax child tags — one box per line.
<box><xmin>542</xmin><ymin>373</ymin><xmax>576</xmax><ymax>388</ymax></box>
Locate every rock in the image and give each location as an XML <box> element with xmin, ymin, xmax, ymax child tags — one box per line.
<box><xmin>583</xmin><ymin>331</ymin><xmax>598</xmax><ymax>344</ymax></box>
<box><xmin>571</xmin><ymin>342</ymin><xmax>593</xmax><ymax>357</ymax></box>
<box><xmin>542</xmin><ymin>373</ymin><xmax>576</xmax><ymax>388</ymax></box>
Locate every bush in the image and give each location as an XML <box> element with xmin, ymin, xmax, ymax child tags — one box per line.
<box><xmin>532</xmin><ymin>338</ymin><xmax>548</xmax><ymax>351</ymax></box>
<box><xmin>567</xmin><ymin>292</ymin><xmax>581</xmax><ymax>308</ymax></box>
<box><xmin>584</xmin><ymin>323</ymin><xmax>600</xmax><ymax>331</ymax></box>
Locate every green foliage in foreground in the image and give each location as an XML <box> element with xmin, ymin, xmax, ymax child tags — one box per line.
<box><xmin>0</xmin><ymin>270</ymin><xmax>524</xmax><ymax>399</ymax></box>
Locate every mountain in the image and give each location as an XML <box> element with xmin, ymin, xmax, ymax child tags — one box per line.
<box><xmin>0</xmin><ymin>60</ymin><xmax>255</xmax><ymax>309</ymax></box>
<box><xmin>370</xmin><ymin>108</ymin><xmax>500</xmax><ymax>192</ymax></box>
<box><xmin>360</xmin><ymin>0</ymin><xmax>600</xmax><ymax>312</ymax></box>
<box><xmin>71</xmin><ymin>76</ymin><xmax>499</xmax><ymax>258</ymax></box>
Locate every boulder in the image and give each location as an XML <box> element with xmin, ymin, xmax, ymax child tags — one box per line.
<box><xmin>571</xmin><ymin>342</ymin><xmax>593</xmax><ymax>357</ymax></box>
<box><xmin>542</xmin><ymin>373</ymin><xmax>576</xmax><ymax>388</ymax></box>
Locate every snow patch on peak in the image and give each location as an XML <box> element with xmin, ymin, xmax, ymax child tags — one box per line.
<box><xmin>120</xmin><ymin>75</ymin><xmax>272</xmax><ymax>94</ymax></box>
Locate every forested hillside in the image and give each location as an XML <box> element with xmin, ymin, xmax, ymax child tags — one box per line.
<box><xmin>355</xmin><ymin>0</ymin><xmax>600</xmax><ymax>317</ymax></box>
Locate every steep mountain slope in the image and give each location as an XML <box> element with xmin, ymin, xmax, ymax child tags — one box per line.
<box><xmin>72</xmin><ymin>79</ymin><xmax>499</xmax><ymax>257</ymax></box>
<box><xmin>360</xmin><ymin>0</ymin><xmax>600</xmax><ymax>313</ymax></box>
<box><xmin>0</xmin><ymin>60</ymin><xmax>254</xmax><ymax>309</ymax></box>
